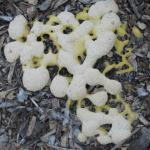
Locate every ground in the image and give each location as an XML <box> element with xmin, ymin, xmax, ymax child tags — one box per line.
<box><xmin>0</xmin><ymin>0</ymin><xmax>150</xmax><ymax>150</ymax></box>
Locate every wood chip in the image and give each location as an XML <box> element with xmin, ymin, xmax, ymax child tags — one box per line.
<box><xmin>7</xmin><ymin>62</ymin><xmax>16</xmax><ymax>84</ymax></box>
<box><xmin>38</xmin><ymin>0</ymin><xmax>68</xmax><ymax>11</ymax></box>
<box><xmin>26</xmin><ymin>116</ymin><xmax>36</xmax><ymax>137</ymax></box>
<box><xmin>40</xmin><ymin>129</ymin><xmax>56</xmax><ymax>143</ymax></box>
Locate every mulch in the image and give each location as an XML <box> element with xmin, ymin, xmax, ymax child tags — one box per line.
<box><xmin>0</xmin><ymin>0</ymin><xmax>150</xmax><ymax>149</ymax></box>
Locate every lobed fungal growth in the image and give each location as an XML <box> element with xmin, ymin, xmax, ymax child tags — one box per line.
<box><xmin>4</xmin><ymin>0</ymin><xmax>138</xmax><ymax>145</ymax></box>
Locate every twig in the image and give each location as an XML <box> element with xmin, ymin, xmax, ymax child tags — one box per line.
<box><xmin>138</xmin><ymin>114</ymin><xmax>150</xmax><ymax>126</ymax></box>
<box><xmin>0</xmin><ymin>16</ymin><xmax>12</xmax><ymax>22</ymax></box>
<box><xmin>0</xmin><ymin>29</ymin><xmax>7</xmax><ymax>36</ymax></box>
<box><xmin>13</xmin><ymin>3</ymin><xmax>24</xmax><ymax>14</ymax></box>
<box><xmin>0</xmin><ymin>25</ymin><xmax>7</xmax><ymax>30</ymax></box>
<box><xmin>30</xmin><ymin>98</ymin><xmax>44</xmax><ymax>114</ymax></box>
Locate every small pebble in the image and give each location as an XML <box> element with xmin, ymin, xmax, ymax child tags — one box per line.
<box><xmin>137</xmin><ymin>87</ymin><xmax>148</xmax><ymax>97</ymax></box>
<box><xmin>51</xmin><ymin>111</ymin><xmax>64</xmax><ymax>121</ymax></box>
<box><xmin>0</xmin><ymin>134</ymin><xmax>8</xmax><ymax>143</ymax></box>
<box><xmin>17</xmin><ymin>88</ymin><xmax>28</xmax><ymax>103</ymax></box>
<box><xmin>27</xmin><ymin>6</ymin><xmax>37</xmax><ymax>19</ymax></box>
<box><xmin>48</xmin><ymin>135</ymin><xmax>56</xmax><ymax>145</ymax></box>
<box><xmin>62</xmin><ymin>108</ymin><xmax>70</xmax><ymax>126</ymax></box>
<box><xmin>147</xmin><ymin>51</ymin><xmax>150</xmax><ymax>59</ymax></box>
<box><xmin>73</xmin><ymin>128</ymin><xmax>80</xmax><ymax>137</ymax></box>
<box><xmin>0</xmin><ymin>102</ymin><xmax>17</xmax><ymax>108</ymax></box>
<box><xmin>129</xmin><ymin>54</ymin><xmax>138</xmax><ymax>71</ymax></box>
<box><xmin>147</xmin><ymin>84</ymin><xmax>150</xmax><ymax>92</ymax></box>
<box><xmin>137</xmin><ymin>21</ymin><xmax>146</xmax><ymax>30</ymax></box>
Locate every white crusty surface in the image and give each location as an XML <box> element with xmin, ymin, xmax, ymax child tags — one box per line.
<box><xmin>8</xmin><ymin>15</ymin><xmax>28</xmax><ymax>40</ymax></box>
<box><xmin>97</xmin><ymin>134</ymin><xmax>112</xmax><ymax>145</ymax></box>
<box><xmin>77</xmin><ymin>108</ymin><xmax>132</xmax><ymax>144</ymax></box>
<box><xmin>88</xmin><ymin>0</ymin><xmax>118</xmax><ymax>18</ymax></box>
<box><xmin>31</xmin><ymin>21</ymin><xmax>50</xmax><ymax>36</ymax></box>
<box><xmin>96</xmin><ymin>12</ymin><xmax>121</xmax><ymax>32</ymax></box>
<box><xmin>77</xmin><ymin>133</ymin><xmax>87</xmax><ymax>142</ymax></box>
<box><xmin>20</xmin><ymin>41</ymin><xmax>44</xmax><ymax>65</ymax></box>
<box><xmin>4</xmin><ymin>41</ymin><xmax>24</xmax><ymax>62</ymax></box>
<box><xmin>56</xmin><ymin>32</ymin><xmax>77</xmax><ymax>53</ymax></box>
<box><xmin>83</xmin><ymin>68</ymin><xmax>106</xmax><ymax>86</ymax></box>
<box><xmin>85</xmin><ymin>31</ymin><xmax>116</xmax><ymax>64</ymax></box>
<box><xmin>87</xmin><ymin>91</ymin><xmax>108</xmax><ymax>106</ymax></box>
<box><xmin>50</xmin><ymin>75</ymin><xmax>69</xmax><ymax>97</ymax></box>
<box><xmin>104</xmin><ymin>79</ymin><xmax>122</xmax><ymax>95</ymax></box>
<box><xmin>58</xmin><ymin>51</ymin><xmax>78</xmax><ymax>74</ymax></box>
<box><xmin>70</xmin><ymin>21</ymin><xmax>93</xmax><ymax>40</ymax></box>
<box><xmin>23</xmin><ymin>67</ymin><xmax>50</xmax><ymax>91</ymax></box>
<box><xmin>27</xmin><ymin>33</ymin><xmax>37</xmax><ymax>43</ymax></box>
<box><xmin>57</xmin><ymin>11</ymin><xmax>79</xmax><ymax>26</ymax></box>
<box><xmin>42</xmin><ymin>52</ymin><xmax>57</xmax><ymax>66</ymax></box>
<box><xmin>67</xmin><ymin>75</ymin><xmax>87</xmax><ymax>100</ymax></box>
<box><xmin>108</xmin><ymin>109</ymin><xmax>132</xmax><ymax>144</ymax></box>
<box><xmin>56</xmin><ymin>21</ymin><xmax>93</xmax><ymax>56</ymax></box>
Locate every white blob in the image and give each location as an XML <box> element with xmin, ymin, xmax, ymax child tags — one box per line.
<box><xmin>67</xmin><ymin>75</ymin><xmax>87</xmax><ymax>100</ymax></box>
<box><xmin>50</xmin><ymin>75</ymin><xmax>69</xmax><ymax>97</ymax></box>
<box><xmin>108</xmin><ymin>109</ymin><xmax>132</xmax><ymax>144</ymax></box>
<box><xmin>70</xmin><ymin>21</ymin><xmax>93</xmax><ymax>40</ymax></box>
<box><xmin>82</xmin><ymin>121</ymin><xmax>100</xmax><ymax>137</ymax></box>
<box><xmin>87</xmin><ymin>91</ymin><xmax>108</xmax><ymax>106</ymax></box>
<box><xmin>85</xmin><ymin>31</ymin><xmax>116</xmax><ymax>64</ymax></box>
<box><xmin>42</xmin><ymin>52</ymin><xmax>57</xmax><ymax>66</ymax></box>
<box><xmin>56</xmin><ymin>32</ymin><xmax>76</xmax><ymax>53</ymax></box>
<box><xmin>4</xmin><ymin>41</ymin><xmax>24</xmax><ymax>62</ymax></box>
<box><xmin>77</xmin><ymin>133</ymin><xmax>87</xmax><ymax>142</ymax></box>
<box><xmin>84</xmin><ymin>68</ymin><xmax>106</xmax><ymax>86</ymax></box>
<box><xmin>27</xmin><ymin>33</ymin><xmax>37</xmax><ymax>42</ymax></box>
<box><xmin>77</xmin><ymin>108</ymin><xmax>132</xmax><ymax>144</ymax></box>
<box><xmin>8</xmin><ymin>15</ymin><xmax>28</xmax><ymax>40</ymax></box>
<box><xmin>57</xmin><ymin>11</ymin><xmax>79</xmax><ymax>26</ymax></box>
<box><xmin>20</xmin><ymin>41</ymin><xmax>44</xmax><ymax>65</ymax></box>
<box><xmin>97</xmin><ymin>135</ymin><xmax>112</xmax><ymax>145</ymax></box>
<box><xmin>31</xmin><ymin>21</ymin><xmax>50</xmax><ymax>36</ymax></box>
<box><xmin>104</xmin><ymin>79</ymin><xmax>122</xmax><ymax>95</ymax></box>
<box><xmin>23</xmin><ymin>67</ymin><xmax>50</xmax><ymax>91</ymax></box>
<box><xmin>58</xmin><ymin>51</ymin><xmax>78</xmax><ymax>74</ymax></box>
<box><xmin>88</xmin><ymin>0</ymin><xmax>118</xmax><ymax>18</ymax></box>
<box><xmin>97</xmin><ymin>12</ymin><xmax>121</xmax><ymax>32</ymax></box>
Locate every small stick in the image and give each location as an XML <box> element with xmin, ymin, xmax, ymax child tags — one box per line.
<box><xmin>30</xmin><ymin>98</ymin><xmax>44</xmax><ymax>114</ymax></box>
